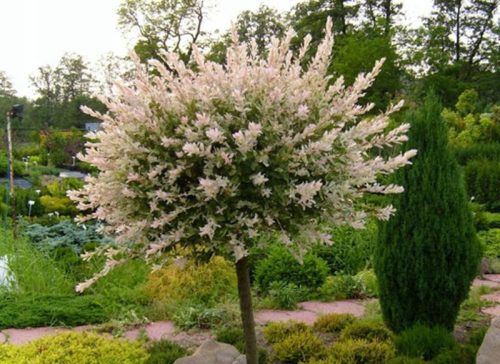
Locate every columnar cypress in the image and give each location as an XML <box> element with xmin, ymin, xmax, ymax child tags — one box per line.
<box><xmin>374</xmin><ymin>94</ymin><xmax>481</xmax><ymax>332</ymax></box>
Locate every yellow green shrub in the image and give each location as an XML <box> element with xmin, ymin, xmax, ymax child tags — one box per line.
<box><xmin>340</xmin><ymin>320</ymin><xmax>393</xmax><ymax>343</ymax></box>
<box><xmin>271</xmin><ymin>331</ymin><xmax>325</xmax><ymax>363</ymax></box>
<box><xmin>329</xmin><ymin>339</ymin><xmax>396</xmax><ymax>364</ymax></box>
<box><xmin>0</xmin><ymin>332</ymin><xmax>148</xmax><ymax>364</ymax></box>
<box><xmin>40</xmin><ymin>195</ymin><xmax>77</xmax><ymax>215</ymax></box>
<box><xmin>0</xmin><ymin>344</ymin><xmax>18</xmax><ymax>362</ymax></box>
<box><xmin>145</xmin><ymin>255</ymin><xmax>237</xmax><ymax>307</ymax></box>
<box><xmin>262</xmin><ymin>320</ymin><xmax>311</xmax><ymax>344</ymax></box>
<box><xmin>313</xmin><ymin>313</ymin><xmax>355</xmax><ymax>333</ymax></box>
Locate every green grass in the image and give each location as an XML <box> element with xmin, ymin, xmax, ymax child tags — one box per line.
<box><xmin>0</xmin><ymin>231</ymin><xmax>152</xmax><ymax>328</ymax></box>
<box><xmin>457</xmin><ymin>286</ymin><xmax>496</xmax><ymax>323</ymax></box>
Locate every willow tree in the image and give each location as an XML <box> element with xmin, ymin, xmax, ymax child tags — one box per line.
<box><xmin>70</xmin><ymin>20</ymin><xmax>416</xmax><ymax>363</ymax></box>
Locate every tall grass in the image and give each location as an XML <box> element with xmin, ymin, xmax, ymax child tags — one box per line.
<box><xmin>0</xmin><ymin>231</ymin><xmax>74</xmax><ymax>294</ymax></box>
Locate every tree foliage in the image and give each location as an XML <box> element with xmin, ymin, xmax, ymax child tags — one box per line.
<box><xmin>375</xmin><ymin>94</ymin><xmax>481</xmax><ymax>332</ymax></box>
<box><xmin>117</xmin><ymin>0</ymin><xmax>206</xmax><ymax>65</ymax></box>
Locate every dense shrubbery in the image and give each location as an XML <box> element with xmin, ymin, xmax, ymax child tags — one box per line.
<box><xmin>313</xmin><ymin>313</ymin><xmax>355</xmax><ymax>333</ymax></box>
<box><xmin>0</xmin><ymin>332</ymin><xmax>149</xmax><ymax>363</ymax></box>
<box><xmin>394</xmin><ymin>324</ymin><xmax>456</xmax><ymax>361</ymax></box>
<box><xmin>255</xmin><ymin>245</ymin><xmax>328</xmax><ymax>292</ymax></box>
<box><xmin>340</xmin><ymin>320</ymin><xmax>393</xmax><ymax>342</ymax></box>
<box><xmin>262</xmin><ymin>321</ymin><xmax>311</xmax><ymax>345</ymax></box>
<box><xmin>145</xmin><ymin>340</ymin><xmax>188</xmax><ymax>364</ymax></box>
<box><xmin>464</xmin><ymin>159</ymin><xmax>500</xmax><ymax>210</ymax></box>
<box><xmin>313</xmin><ymin>221</ymin><xmax>377</xmax><ymax>275</ymax></box>
<box><xmin>271</xmin><ymin>330</ymin><xmax>325</xmax><ymax>363</ymax></box>
<box><xmin>145</xmin><ymin>256</ymin><xmax>237</xmax><ymax>315</ymax></box>
<box><xmin>0</xmin><ymin>293</ymin><xmax>108</xmax><ymax>329</ymax></box>
<box><xmin>329</xmin><ymin>339</ymin><xmax>396</xmax><ymax>364</ymax></box>
<box><xmin>0</xmin><ymin>233</ymin><xmax>151</xmax><ymax>328</ymax></box>
<box><xmin>452</xmin><ymin>143</ymin><xmax>500</xmax><ymax>165</ymax></box>
<box><xmin>23</xmin><ymin>220</ymin><xmax>111</xmax><ymax>253</ymax></box>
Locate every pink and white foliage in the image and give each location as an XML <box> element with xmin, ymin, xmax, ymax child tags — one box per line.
<box><xmin>69</xmin><ymin>19</ymin><xmax>416</xmax><ymax>290</ymax></box>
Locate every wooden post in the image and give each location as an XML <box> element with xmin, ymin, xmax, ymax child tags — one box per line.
<box><xmin>6</xmin><ymin>113</ymin><xmax>16</xmax><ymax>237</ymax></box>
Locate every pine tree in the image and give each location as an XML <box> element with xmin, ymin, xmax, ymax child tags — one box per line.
<box><xmin>374</xmin><ymin>94</ymin><xmax>481</xmax><ymax>332</ymax></box>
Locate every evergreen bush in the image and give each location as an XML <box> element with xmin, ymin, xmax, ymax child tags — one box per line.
<box><xmin>255</xmin><ymin>245</ymin><xmax>328</xmax><ymax>291</ymax></box>
<box><xmin>394</xmin><ymin>324</ymin><xmax>456</xmax><ymax>361</ymax></box>
<box><xmin>375</xmin><ymin>95</ymin><xmax>482</xmax><ymax>332</ymax></box>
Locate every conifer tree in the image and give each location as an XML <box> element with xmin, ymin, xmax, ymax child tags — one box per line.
<box><xmin>375</xmin><ymin>94</ymin><xmax>481</xmax><ymax>332</ymax></box>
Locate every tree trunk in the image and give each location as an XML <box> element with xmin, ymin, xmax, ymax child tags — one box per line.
<box><xmin>236</xmin><ymin>256</ymin><xmax>258</xmax><ymax>364</ymax></box>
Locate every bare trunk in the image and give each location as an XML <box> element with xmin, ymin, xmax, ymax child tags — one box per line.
<box><xmin>236</xmin><ymin>256</ymin><xmax>258</xmax><ymax>364</ymax></box>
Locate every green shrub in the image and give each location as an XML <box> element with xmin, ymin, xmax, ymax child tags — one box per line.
<box><xmin>216</xmin><ymin>326</ymin><xmax>245</xmax><ymax>353</ymax></box>
<box><xmin>0</xmin><ymin>293</ymin><xmax>108</xmax><ymax>329</ymax></box>
<box><xmin>484</xmin><ymin>212</ymin><xmax>500</xmax><ymax>228</ymax></box>
<box><xmin>255</xmin><ymin>245</ymin><xmax>328</xmax><ymax>291</ymax></box>
<box><xmin>452</xmin><ymin>143</ymin><xmax>500</xmax><ymax>165</ymax></box>
<box><xmin>312</xmin><ymin>221</ymin><xmax>377</xmax><ymax>275</ymax></box>
<box><xmin>146</xmin><ymin>340</ymin><xmax>188</xmax><ymax>364</ymax></box>
<box><xmin>2</xmin><ymin>331</ymin><xmax>148</xmax><ymax>364</ymax></box>
<box><xmin>87</xmin><ymin>259</ymin><xmax>152</xmax><ymax>320</ymax></box>
<box><xmin>329</xmin><ymin>338</ymin><xmax>396</xmax><ymax>364</ymax></box>
<box><xmin>271</xmin><ymin>331</ymin><xmax>325</xmax><ymax>363</ymax></box>
<box><xmin>262</xmin><ymin>320</ymin><xmax>311</xmax><ymax>345</ymax></box>
<box><xmin>395</xmin><ymin>324</ymin><xmax>456</xmax><ymax>361</ymax></box>
<box><xmin>145</xmin><ymin>256</ymin><xmax>237</xmax><ymax>310</ymax></box>
<box><xmin>340</xmin><ymin>320</ymin><xmax>393</xmax><ymax>342</ymax></box>
<box><xmin>313</xmin><ymin>313</ymin><xmax>355</xmax><ymax>333</ymax></box>
<box><xmin>375</xmin><ymin>96</ymin><xmax>481</xmax><ymax>332</ymax></box>
<box><xmin>464</xmin><ymin>159</ymin><xmax>500</xmax><ymax>210</ymax></box>
<box><xmin>467</xmin><ymin>326</ymin><xmax>488</xmax><ymax>347</ymax></box>
<box><xmin>479</xmin><ymin>229</ymin><xmax>500</xmax><ymax>258</ymax></box>
<box><xmin>431</xmin><ymin>344</ymin><xmax>476</xmax><ymax>364</ymax></box>
<box><xmin>214</xmin><ymin>326</ymin><xmax>268</xmax><ymax>363</ymax></box>
<box><xmin>319</xmin><ymin>275</ymin><xmax>363</xmax><ymax>300</ymax></box>
<box><xmin>264</xmin><ymin>281</ymin><xmax>306</xmax><ymax>309</ymax></box>
<box><xmin>354</xmin><ymin>269</ymin><xmax>378</xmax><ymax>297</ymax></box>
<box><xmin>171</xmin><ymin>303</ymin><xmax>230</xmax><ymax>330</ymax></box>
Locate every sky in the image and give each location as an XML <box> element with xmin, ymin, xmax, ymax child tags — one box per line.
<box><xmin>0</xmin><ymin>0</ymin><xmax>433</xmax><ymax>99</ymax></box>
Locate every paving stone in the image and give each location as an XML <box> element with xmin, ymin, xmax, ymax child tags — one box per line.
<box><xmin>484</xmin><ymin>274</ymin><xmax>500</xmax><ymax>283</ymax></box>
<box><xmin>3</xmin><ymin>327</ymin><xmax>62</xmax><ymax>345</ymax></box>
<box><xmin>125</xmin><ymin>321</ymin><xmax>175</xmax><ymax>341</ymax></box>
<box><xmin>482</xmin><ymin>306</ymin><xmax>500</xmax><ymax>316</ymax></box>
<box><xmin>298</xmin><ymin>300</ymin><xmax>365</xmax><ymax>317</ymax></box>
<box><xmin>473</xmin><ymin>278</ymin><xmax>500</xmax><ymax>289</ymax></box>
<box><xmin>481</xmin><ymin>292</ymin><xmax>500</xmax><ymax>303</ymax></box>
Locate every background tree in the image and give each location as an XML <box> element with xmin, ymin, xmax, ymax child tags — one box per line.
<box><xmin>70</xmin><ymin>22</ymin><xmax>416</xmax><ymax>363</ymax></box>
<box><xmin>361</xmin><ymin>0</ymin><xmax>403</xmax><ymax>35</ymax></box>
<box><xmin>117</xmin><ymin>0</ymin><xmax>206</xmax><ymax>66</ymax></box>
<box><xmin>375</xmin><ymin>93</ymin><xmax>481</xmax><ymax>333</ymax></box>
<box><xmin>0</xmin><ymin>71</ymin><xmax>15</xmax><ymax>98</ymax></box>
<box><xmin>402</xmin><ymin>0</ymin><xmax>499</xmax><ymax>105</ymax></box>
<box><xmin>207</xmin><ymin>5</ymin><xmax>286</xmax><ymax>63</ymax></box>
<box><xmin>30</xmin><ymin>54</ymin><xmax>102</xmax><ymax>129</ymax></box>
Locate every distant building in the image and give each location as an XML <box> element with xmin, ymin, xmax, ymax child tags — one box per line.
<box><xmin>84</xmin><ymin>122</ymin><xmax>102</xmax><ymax>132</ymax></box>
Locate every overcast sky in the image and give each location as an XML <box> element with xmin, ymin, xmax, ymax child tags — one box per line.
<box><xmin>0</xmin><ymin>0</ymin><xmax>433</xmax><ymax>99</ymax></box>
